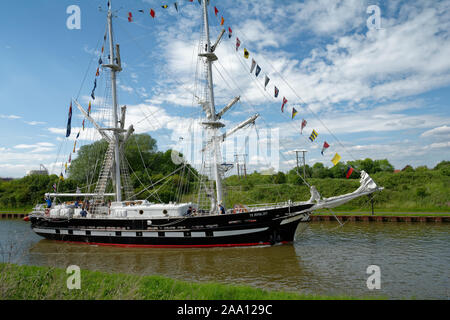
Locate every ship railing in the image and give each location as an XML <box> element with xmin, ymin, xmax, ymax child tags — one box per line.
<box><xmin>245</xmin><ymin>201</ymin><xmax>296</xmax><ymax>212</ymax></box>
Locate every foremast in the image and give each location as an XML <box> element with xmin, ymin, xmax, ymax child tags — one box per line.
<box><xmin>73</xmin><ymin>1</ymin><xmax>135</xmax><ymax>204</ymax></box>
<box><xmin>105</xmin><ymin>2</ymin><xmax>122</xmax><ymax>202</ymax></box>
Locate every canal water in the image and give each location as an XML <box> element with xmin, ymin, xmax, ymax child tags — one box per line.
<box><xmin>1</xmin><ymin>220</ymin><xmax>448</xmax><ymax>299</ymax></box>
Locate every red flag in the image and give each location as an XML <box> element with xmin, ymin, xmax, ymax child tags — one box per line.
<box><xmin>321</xmin><ymin>141</ymin><xmax>330</xmax><ymax>155</ymax></box>
<box><xmin>236</xmin><ymin>37</ymin><xmax>241</xmax><ymax>51</ymax></box>
<box><xmin>150</xmin><ymin>9</ymin><xmax>155</xmax><ymax>18</ymax></box>
<box><xmin>228</xmin><ymin>27</ymin><xmax>232</xmax><ymax>38</ymax></box>
<box><xmin>214</xmin><ymin>6</ymin><xmax>219</xmax><ymax>16</ymax></box>
<box><xmin>281</xmin><ymin>97</ymin><xmax>288</xmax><ymax>112</ymax></box>
<box><xmin>301</xmin><ymin>119</ymin><xmax>307</xmax><ymax>134</ymax></box>
<box><xmin>346</xmin><ymin>166</ymin><xmax>354</xmax><ymax>179</ymax></box>
<box><xmin>128</xmin><ymin>12</ymin><xmax>133</xmax><ymax>22</ymax></box>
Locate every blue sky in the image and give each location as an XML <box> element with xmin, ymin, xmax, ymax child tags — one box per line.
<box><xmin>0</xmin><ymin>0</ymin><xmax>449</xmax><ymax>178</ymax></box>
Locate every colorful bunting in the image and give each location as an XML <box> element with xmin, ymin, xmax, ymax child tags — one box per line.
<box><xmin>66</xmin><ymin>101</ymin><xmax>72</xmax><ymax>138</ymax></box>
<box><xmin>96</xmin><ymin>68</ymin><xmax>100</xmax><ymax>77</ymax></box>
<box><xmin>52</xmin><ymin>183</ymin><xmax>57</xmax><ymax>192</ymax></box>
<box><xmin>264</xmin><ymin>75</ymin><xmax>270</xmax><ymax>90</ymax></box>
<box><xmin>346</xmin><ymin>166</ymin><xmax>354</xmax><ymax>179</ymax></box>
<box><xmin>161</xmin><ymin>5</ymin><xmax>168</xmax><ymax>9</ymax></box>
<box><xmin>65</xmin><ymin>162</ymin><xmax>68</xmax><ymax>173</ymax></box>
<box><xmin>321</xmin><ymin>141</ymin><xmax>330</xmax><ymax>155</ymax></box>
<box><xmin>331</xmin><ymin>153</ymin><xmax>341</xmax><ymax>166</ymax></box>
<box><xmin>309</xmin><ymin>130</ymin><xmax>318</xmax><ymax>142</ymax></box>
<box><xmin>301</xmin><ymin>119</ymin><xmax>307</xmax><ymax>134</ymax></box>
<box><xmin>281</xmin><ymin>97</ymin><xmax>287</xmax><ymax>112</ymax></box>
<box><xmin>82</xmin><ymin>119</ymin><xmax>85</xmax><ymax>130</ymax></box>
<box><xmin>73</xmin><ymin>141</ymin><xmax>77</xmax><ymax>153</ymax></box>
<box><xmin>244</xmin><ymin>48</ymin><xmax>249</xmax><ymax>59</ymax></box>
<box><xmin>174</xmin><ymin>2</ymin><xmax>178</xmax><ymax>12</ymax></box>
<box><xmin>214</xmin><ymin>6</ymin><xmax>219</xmax><ymax>16</ymax></box>
<box><xmin>87</xmin><ymin>101</ymin><xmax>92</xmax><ymax>117</ymax></box>
<box><xmin>220</xmin><ymin>17</ymin><xmax>225</xmax><ymax>26</ymax></box>
<box><xmin>59</xmin><ymin>173</ymin><xmax>64</xmax><ymax>182</ymax></box>
<box><xmin>250</xmin><ymin>59</ymin><xmax>256</xmax><ymax>73</ymax></box>
<box><xmin>292</xmin><ymin>108</ymin><xmax>298</xmax><ymax>119</ymax></box>
<box><xmin>255</xmin><ymin>65</ymin><xmax>261</xmax><ymax>77</ymax></box>
<box><xmin>274</xmin><ymin>86</ymin><xmax>279</xmax><ymax>98</ymax></box>
<box><xmin>150</xmin><ymin>9</ymin><xmax>155</xmax><ymax>18</ymax></box>
<box><xmin>76</xmin><ymin>131</ymin><xmax>80</xmax><ymax>139</ymax></box>
<box><xmin>228</xmin><ymin>27</ymin><xmax>232</xmax><ymax>38</ymax></box>
<box><xmin>98</xmin><ymin>57</ymin><xmax>103</xmax><ymax>65</ymax></box>
<box><xmin>236</xmin><ymin>38</ymin><xmax>241</xmax><ymax>51</ymax></box>
<box><xmin>128</xmin><ymin>12</ymin><xmax>133</xmax><ymax>22</ymax></box>
<box><xmin>138</xmin><ymin>9</ymin><xmax>144</xmax><ymax>13</ymax></box>
<box><xmin>91</xmin><ymin>79</ymin><xmax>97</xmax><ymax>100</ymax></box>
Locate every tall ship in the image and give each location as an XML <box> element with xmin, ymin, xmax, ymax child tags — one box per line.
<box><xmin>27</xmin><ymin>1</ymin><xmax>382</xmax><ymax>248</ymax></box>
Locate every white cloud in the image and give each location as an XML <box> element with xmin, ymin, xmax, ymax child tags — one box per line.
<box><xmin>421</xmin><ymin>125</ymin><xmax>450</xmax><ymax>140</ymax></box>
<box><xmin>25</xmin><ymin>121</ymin><xmax>46</xmax><ymax>126</ymax></box>
<box><xmin>0</xmin><ymin>114</ymin><xmax>21</xmax><ymax>119</ymax></box>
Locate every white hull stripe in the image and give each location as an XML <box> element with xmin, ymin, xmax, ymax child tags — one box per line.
<box><xmin>33</xmin><ymin>227</ymin><xmax>269</xmax><ymax>238</ymax></box>
<box><xmin>280</xmin><ymin>214</ymin><xmax>309</xmax><ymax>225</ymax></box>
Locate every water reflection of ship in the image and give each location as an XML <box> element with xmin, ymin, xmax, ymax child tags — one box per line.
<box><xmin>28</xmin><ymin>237</ymin><xmax>319</xmax><ymax>293</ymax></box>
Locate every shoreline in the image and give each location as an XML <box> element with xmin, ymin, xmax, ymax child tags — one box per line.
<box><xmin>0</xmin><ymin>263</ymin><xmax>379</xmax><ymax>300</ymax></box>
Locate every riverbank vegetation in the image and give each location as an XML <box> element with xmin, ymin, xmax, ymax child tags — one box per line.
<box><xmin>0</xmin><ymin>134</ymin><xmax>448</xmax><ymax>212</ymax></box>
<box><xmin>0</xmin><ymin>263</ymin><xmax>368</xmax><ymax>300</ymax></box>
<box><xmin>221</xmin><ymin>160</ymin><xmax>450</xmax><ymax>212</ymax></box>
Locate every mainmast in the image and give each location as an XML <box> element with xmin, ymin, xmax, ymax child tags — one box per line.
<box><xmin>201</xmin><ymin>0</ymin><xmax>224</xmax><ymax>209</ymax></box>
<box><xmin>105</xmin><ymin>1</ymin><xmax>123</xmax><ymax>202</ymax></box>
<box><xmin>199</xmin><ymin>0</ymin><xmax>258</xmax><ymax>213</ymax></box>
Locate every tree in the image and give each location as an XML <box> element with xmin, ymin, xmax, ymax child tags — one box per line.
<box><xmin>329</xmin><ymin>162</ymin><xmax>347</xmax><ymax>178</ymax></box>
<box><xmin>374</xmin><ymin>159</ymin><xmax>394</xmax><ymax>173</ymax></box>
<box><xmin>434</xmin><ymin>161</ymin><xmax>450</xmax><ymax>170</ymax></box>
<box><xmin>69</xmin><ymin>134</ymin><xmax>160</xmax><ymax>184</ymax></box>
<box><xmin>273</xmin><ymin>172</ymin><xmax>286</xmax><ymax>184</ymax></box>
<box><xmin>312</xmin><ymin>162</ymin><xmax>331</xmax><ymax>178</ymax></box>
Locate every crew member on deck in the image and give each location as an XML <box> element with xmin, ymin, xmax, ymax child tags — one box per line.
<box><xmin>45</xmin><ymin>197</ymin><xmax>52</xmax><ymax>208</ymax></box>
<box><xmin>186</xmin><ymin>206</ymin><xmax>193</xmax><ymax>216</ymax></box>
<box><xmin>219</xmin><ymin>203</ymin><xmax>226</xmax><ymax>215</ymax></box>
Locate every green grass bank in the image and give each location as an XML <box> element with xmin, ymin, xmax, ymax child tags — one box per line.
<box><xmin>218</xmin><ymin>170</ymin><xmax>450</xmax><ymax>213</ymax></box>
<box><xmin>0</xmin><ymin>263</ymin><xmax>378</xmax><ymax>300</ymax></box>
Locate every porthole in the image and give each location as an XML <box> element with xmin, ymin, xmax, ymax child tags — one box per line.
<box><xmin>139</xmin><ymin>210</ymin><xmax>144</xmax><ymax>215</ymax></box>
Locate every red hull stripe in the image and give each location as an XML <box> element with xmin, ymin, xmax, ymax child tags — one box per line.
<box><xmin>56</xmin><ymin>240</ymin><xmax>273</xmax><ymax>248</ymax></box>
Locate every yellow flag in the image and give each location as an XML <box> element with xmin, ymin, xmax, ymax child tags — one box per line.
<box><xmin>331</xmin><ymin>153</ymin><xmax>341</xmax><ymax>166</ymax></box>
<box><xmin>244</xmin><ymin>48</ymin><xmax>249</xmax><ymax>59</ymax></box>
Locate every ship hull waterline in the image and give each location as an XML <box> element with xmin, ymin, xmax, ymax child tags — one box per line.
<box><xmin>29</xmin><ymin>204</ymin><xmax>313</xmax><ymax>248</ymax></box>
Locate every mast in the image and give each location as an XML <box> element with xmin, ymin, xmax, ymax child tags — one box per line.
<box><xmin>106</xmin><ymin>2</ymin><xmax>122</xmax><ymax>202</ymax></box>
<box><xmin>201</xmin><ymin>0</ymin><xmax>223</xmax><ymax>209</ymax></box>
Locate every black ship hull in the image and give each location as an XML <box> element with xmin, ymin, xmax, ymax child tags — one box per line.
<box><xmin>29</xmin><ymin>203</ymin><xmax>313</xmax><ymax>248</ymax></box>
